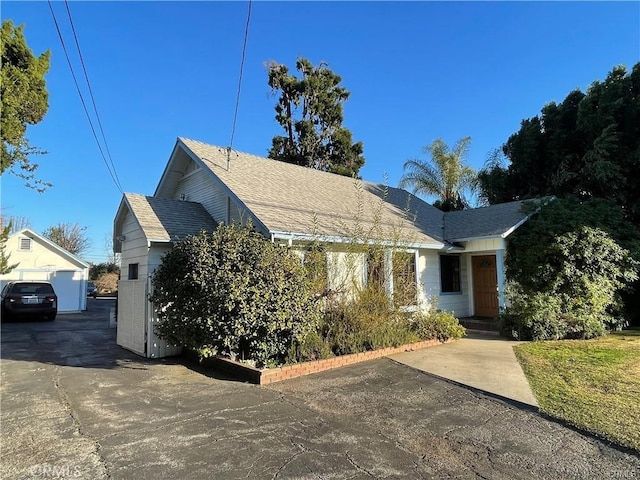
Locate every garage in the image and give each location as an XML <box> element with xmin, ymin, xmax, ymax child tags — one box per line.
<box><xmin>1</xmin><ymin>229</ymin><xmax>89</xmax><ymax>313</ymax></box>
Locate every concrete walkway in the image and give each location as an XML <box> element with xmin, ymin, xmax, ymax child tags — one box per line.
<box><xmin>391</xmin><ymin>331</ymin><xmax>539</xmax><ymax>407</ymax></box>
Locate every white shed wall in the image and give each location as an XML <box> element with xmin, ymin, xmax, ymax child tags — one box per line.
<box><xmin>120</xmin><ymin>210</ymin><xmax>150</xmax><ymax>279</ymax></box>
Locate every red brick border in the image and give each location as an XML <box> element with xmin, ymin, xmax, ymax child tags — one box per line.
<box><xmin>205</xmin><ymin>338</ymin><xmax>449</xmax><ymax>385</ymax></box>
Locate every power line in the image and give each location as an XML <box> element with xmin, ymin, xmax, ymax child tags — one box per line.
<box><xmin>47</xmin><ymin>1</ymin><xmax>124</xmax><ymax>195</ymax></box>
<box><xmin>229</xmin><ymin>0</ymin><xmax>252</xmax><ymax>149</ymax></box>
<box><xmin>63</xmin><ymin>0</ymin><xmax>123</xmax><ymax>192</ymax></box>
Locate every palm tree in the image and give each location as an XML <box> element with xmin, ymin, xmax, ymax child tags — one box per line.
<box><xmin>399</xmin><ymin>136</ymin><xmax>477</xmax><ymax>211</ymax></box>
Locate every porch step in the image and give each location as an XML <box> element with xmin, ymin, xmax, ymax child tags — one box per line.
<box><xmin>458</xmin><ymin>317</ymin><xmax>501</xmax><ymax>333</ymax></box>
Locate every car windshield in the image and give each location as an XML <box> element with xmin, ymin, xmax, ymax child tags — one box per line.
<box><xmin>13</xmin><ymin>284</ymin><xmax>54</xmax><ymax>294</ymax></box>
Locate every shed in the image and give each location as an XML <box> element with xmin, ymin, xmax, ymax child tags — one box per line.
<box><xmin>113</xmin><ymin>194</ymin><xmax>217</xmax><ymax>357</ymax></box>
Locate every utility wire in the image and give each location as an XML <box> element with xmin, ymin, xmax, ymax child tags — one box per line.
<box><xmin>228</xmin><ymin>0</ymin><xmax>252</xmax><ymax>149</ymax></box>
<box><xmin>63</xmin><ymin>0</ymin><xmax>123</xmax><ymax>192</ymax></box>
<box><xmin>47</xmin><ymin>1</ymin><xmax>124</xmax><ymax>194</ymax></box>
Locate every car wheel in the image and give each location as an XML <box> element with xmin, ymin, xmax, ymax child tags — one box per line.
<box><xmin>46</xmin><ymin>313</ymin><xmax>56</xmax><ymax>321</ymax></box>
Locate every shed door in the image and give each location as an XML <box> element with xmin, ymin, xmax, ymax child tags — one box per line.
<box><xmin>472</xmin><ymin>255</ymin><xmax>498</xmax><ymax>317</ymax></box>
<box><xmin>116</xmin><ymin>279</ymin><xmax>147</xmax><ymax>356</ymax></box>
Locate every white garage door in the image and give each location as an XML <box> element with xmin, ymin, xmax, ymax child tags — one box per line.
<box><xmin>2</xmin><ymin>269</ymin><xmax>86</xmax><ymax>313</ymax></box>
<box><xmin>49</xmin><ymin>271</ymin><xmax>84</xmax><ymax>312</ymax></box>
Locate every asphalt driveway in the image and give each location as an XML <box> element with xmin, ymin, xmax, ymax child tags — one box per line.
<box><xmin>1</xmin><ymin>300</ymin><xmax>638</xmax><ymax>479</ymax></box>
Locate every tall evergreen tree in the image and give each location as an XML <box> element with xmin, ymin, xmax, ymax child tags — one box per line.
<box><xmin>0</xmin><ymin>222</ymin><xmax>18</xmax><ymax>275</ymax></box>
<box><xmin>478</xmin><ymin>63</ymin><xmax>640</xmax><ymax>223</ymax></box>
<box><xmin>267</xmin><ymin>58</ymin><xmax>365</xmax><ymax>177</ymax></box>
<box><xmin>1</xmin><ymin>21</ymin><xmax>51</xmax><ymax>192</ymax></box>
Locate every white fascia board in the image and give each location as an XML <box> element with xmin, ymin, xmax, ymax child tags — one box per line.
<box><xmin>153</xmin><ymin>139</ymin><xmax>183</xmax><ymax>197</ymax></box>
<box><xmin>501</xmin><ymin>215</ymin><xmax>531</xmax><ymax>239</ymax></box>
<box><xmin>269</xmin><ymin>230</ymin><xmax>450</xmax><ymax>250</ymax></box>
<box><xmin>16</xmin><ymin>229</ymin><xmax>90</xmax><ymax>268</ymax></box>
<box><xmin>113</xmin><ymin>195</ymin><xmax>130</xmax><ymax>253</ymax></box>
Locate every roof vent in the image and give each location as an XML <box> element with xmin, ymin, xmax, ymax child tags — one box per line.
<box><xmin>179</xmin><ymin>193</ymin><xmax>186</xmax><ymax>201</ymax></box>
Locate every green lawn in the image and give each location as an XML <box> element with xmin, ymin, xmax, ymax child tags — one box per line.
<box><xmin>514</xmin><ymin>329</ymin><xmax>640</xmax><ymax>452</ymax></box>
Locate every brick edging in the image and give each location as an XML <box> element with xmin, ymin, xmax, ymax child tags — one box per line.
<box><xmin>198</xmin><ymin>338</ymin><xmax>449</xmax><ymax>385</ymax></box>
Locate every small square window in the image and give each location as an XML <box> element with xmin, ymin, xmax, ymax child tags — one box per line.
<box><xmin>19</xmin><ymin>238</ymin><xmax>32</xmax><ymax>251</ymax></box>
<box><xmin>128</xmin><ymin>263</ymin><xmax>139</xmax><ymax>280</ymax></box>
<box><xmin>440</xmin><ymin>255</ymin><xmax>461</xmax><ymax>293</ymax></box>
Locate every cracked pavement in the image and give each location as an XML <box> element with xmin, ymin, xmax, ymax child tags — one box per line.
<box><xmin>2</xmin><ymin>300</ymin><xmax>639</xmax><ymax>479</ymax></box>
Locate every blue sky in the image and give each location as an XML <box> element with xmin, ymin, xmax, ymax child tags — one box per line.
<box><xmin>2</xmin><ymin>1</ymin><xmax>638</xmax><ymax>264</ymax></box>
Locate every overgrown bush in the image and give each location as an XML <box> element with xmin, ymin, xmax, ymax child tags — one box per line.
<box><xmin>291</xmin><ymin>284</ymin><xmax>465</xmax><ymax>359</ymax></box>
<box><xmin>322</xmin><ymin>285</ymin><xmax>418</xmax><ymax>355</ymax></box>
<box><xmin>151</xmin><ymin>223</ymin><xmax>322</xmax><ymax>368</ymax></box>
<box><xmin>504</xmin><ymin>204</ymin><xmax>639</xmax><ymax>340</ymax></box>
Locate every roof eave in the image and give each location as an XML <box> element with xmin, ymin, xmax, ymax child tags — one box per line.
<box><xmin>14</xmin><ymin>228</ymin><xmax>90</xmax><ymax>268</ymax></box>
<box><xmin>269</xmin><ymin>230</ymin><xmax>447</xmax><ymax>250</ymax></box>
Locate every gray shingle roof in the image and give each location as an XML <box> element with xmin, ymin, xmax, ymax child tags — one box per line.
<box><xmin>124</xmin><ymin>193</ymin><xmax>217</xmax><ymax>241</ymax></box>
<box><xmin>444</xmin><ymin>200</ymin><xmax>529</xmax><ymax>241</ymax></box>
<box><xmin>142</xmin><ymin>138</ymin><xmax>532</xmax><ymax>247</ymax></box>
<box><xmin>179</xmin><ymin>138</ymin><xmax>447</xmax><ymax>247</ymax></box>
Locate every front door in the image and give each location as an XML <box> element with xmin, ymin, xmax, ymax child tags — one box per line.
<box><xmin>472</xmin><ymin>255</ymin><xmax>498</xmax><ymax>317</ymax></box>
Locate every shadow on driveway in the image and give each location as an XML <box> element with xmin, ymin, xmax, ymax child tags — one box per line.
<box><xmin>2</xmin><ymin>299</ymin><xmax>639</xmax><ymax>479</ymax></box>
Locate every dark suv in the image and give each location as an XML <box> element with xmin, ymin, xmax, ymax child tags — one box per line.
<box><xmin>1</xmin><ymin>281</ymin><xmax>58</xmax><ymax>321</ymax></box>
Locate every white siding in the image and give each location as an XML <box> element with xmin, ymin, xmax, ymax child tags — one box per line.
<box><xmin>117</xmin><ymin>225</ymin><xmax>179</xmax><ymax>358</ymax></box>
<box><xmin>417</xmin><ymin>250</ymin><xmax>470</xmax><ymax>317</ymax></box>
<box><xmin>463</xmin><ymin>237</ymin><xmax>505</xmax><ymax>253</ymax></box>
<box><xmin>327</xmin><ymin>250</ymin><xmax>365</xmax><ymax>294</ymax></box>
<box><xmin>148</xmin><ymin>245</ymin><xmax>172</xmax><ymax>277</ymax></box>
<box><xmin>174</xmin><ymin>166</ymin><xmax>228</xmax><ymax>223</ymax></box>
<box><xmin>3</xmin><ymin>234</ymin><xmax>82</xmax><ymax>271</ymax></box>
<box><xmin>120</xmin><ymin>211</ymin><xmax>150</xmax><ymax>279</ymax></box>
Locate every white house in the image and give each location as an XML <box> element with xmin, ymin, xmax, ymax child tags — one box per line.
<box><xmin>114</xmin><ymin>137</ymin><xmax>534</xmax><ymax>358</ymax></box>
<box><xmin>1</xmin><ymin>228</ymin><xmax>90</xmax><ymax>313</ymax></box>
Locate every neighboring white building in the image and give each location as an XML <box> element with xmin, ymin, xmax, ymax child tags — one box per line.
<box><xmin>114</xmin><ymin>137</ymin><xmax>535</xmax><ymax>358</ymax></box>
<box><xmin>1</xmin><ymin>228</ymin><xmax>90</xmax><ymax>313</ymax></box>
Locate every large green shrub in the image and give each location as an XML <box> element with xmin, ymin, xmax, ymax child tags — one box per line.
<box><xmin>503</xmin><ymin>201</ymin><xmax>639</xmax><ymax>340</ymax></box>
<box><xmin>151</xmin><ymin>223</ymin><xmax>322</xmax><ymax>367</ymax></box>
<box><xmin>409</xmin><ymin>309</ymin><xmax>466</xmax><ymax>342</ymax></box>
